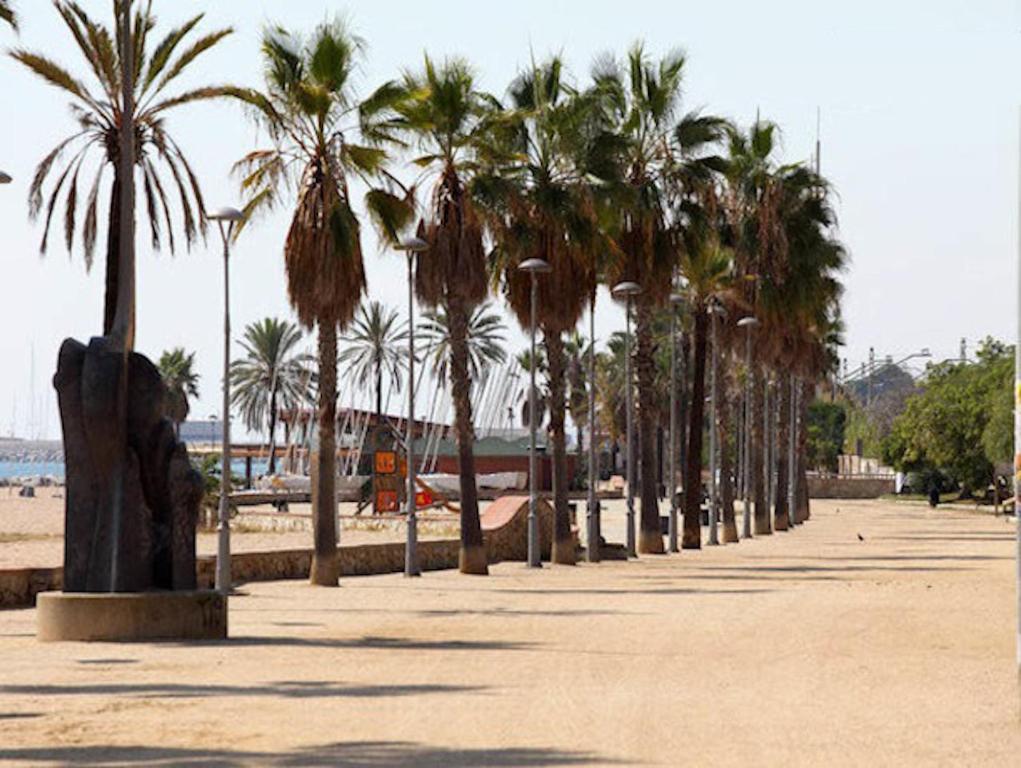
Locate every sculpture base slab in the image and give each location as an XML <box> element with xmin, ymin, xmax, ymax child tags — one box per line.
<box><xmin>36</xmin><ymin>591</ymin><xmax>227</xmax><ymax>642</ymax></box>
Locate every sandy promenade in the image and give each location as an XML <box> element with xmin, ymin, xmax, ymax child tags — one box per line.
<box><xmin>0</xmin><ymin>498</ymin><xmax>1019</xmax><ymax>766</ymax></box>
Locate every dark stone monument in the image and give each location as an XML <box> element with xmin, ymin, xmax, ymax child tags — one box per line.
<box><xmin>53</xmin><ymin>336</ymin><xmax>203</xmax><ymax>593</ymax></box>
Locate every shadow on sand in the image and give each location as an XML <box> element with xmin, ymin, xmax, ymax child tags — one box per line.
<box><xmin>0</xmin><ymin>740</ymin><xmax>622</xmax><ymax>767</ymax></box>
<box><xmin>0</xmin><ymin>681</ymin><xmax>486</xmax><ymax>700</ymax></box>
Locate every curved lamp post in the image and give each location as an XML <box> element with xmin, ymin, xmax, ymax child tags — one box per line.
<box><xmin>520</xmin><ymin>257</ymin><xmax>551</xmax><ymax>568</ymax></box>
<box><xmin>611</xmin><ymin>281</ymin><xmax>641</xmax><ymax>558</ymax></box>
<box><xmin>668</xmin><ymin>286</ymin><xmax>686</xmax><ymax>553</ymax></box>
<box><xmin>737</xmin><ymin>316</ymin><xmax>759</xmax><ymax>539</ymax></box>
<box><xmin>397</xmin><ymin>235</ymin><xmax>430</xmax><ymax>577</ymax></box>
<box><xmin>207</xmin><ymin>206</ymin><xmax>244</xmax><ymax>595</ymax></box>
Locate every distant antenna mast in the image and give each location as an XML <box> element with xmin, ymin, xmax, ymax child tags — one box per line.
<box><xmin>960</xmin><ymin>338</ymin><xmax>967</xmax><ymax>363</ymax></box>
<box><xmin>815</xmin><ymin>107</ymin><xmax>822</xmax><ymax>175</ymax></box>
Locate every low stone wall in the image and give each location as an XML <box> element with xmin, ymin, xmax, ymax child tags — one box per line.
<box><xmin>0</xmin><ymin>567</ymin><xmax>62</xmax><ymax>609</ymax></box>
<box><xmin>2</xmin><ymin>498</ymin><xmax>556</xmax><ymax>609</ymax></box>
<box><xmin>808</xmin><ymin>476</ymin><xmax>894</xmax><ymax>499</ymax></box>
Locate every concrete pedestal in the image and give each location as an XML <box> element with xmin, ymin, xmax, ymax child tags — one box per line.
<box><xmin>36</xmin><ymin>591</ymin><xmax>227</xmax><ymax>642</ymax></box>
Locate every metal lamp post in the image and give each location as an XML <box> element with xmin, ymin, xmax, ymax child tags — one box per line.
<box><xmin>667</xmin><ymin>287</ymin><xmax>686</xmax><ymax>553</ymax></box>
<box><xmin>586</xmin><ymin>287</ymin><xmax>600</xmax><ymax>563</ymax></box>
<box><xmin>520</xmin><ymin>258</ymin><xmax>551</xmax><ymax>568</ymax></box>
<box><xmin>707</xmin><ymin>299</ymin><xmax>724</xmax><ymax>546</ymax></box>
<box><xmin>737</xmin><ymin>316</ymin><xmax>759</xmax><ymax>539</ymax></box>
<box><xmin>398</xmin><ymin>236</ymin><xmax>430</xmax><ymax>577</ymax></box>
<box><xmin>208</xmin><ymin>206</ymin><xmax>244</xmax><ymax>595</ymax></box>
<box><xmin>611</xmin><ymin>281</ymin><xmax>642</xmax><ymax>558</ymax></box>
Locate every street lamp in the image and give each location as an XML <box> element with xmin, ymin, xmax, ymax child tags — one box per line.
<box><xmin>586</xmin><ymin>284</ymin><xmax>600</xmax><ymax>563</ymax></box>
<box><xmin>207</xmin><ymin>206</ymin><xmax>244</xmax><ymax>595</ymax></box>
<box><xmin>520</xmin><ymin>257</ymin><xmax>551</xmax><ymax>568</ymax></box>
<box><xmin>667</xmin><ymin>286</ymin><xmax>686</xmax><ymax>553</ymax></box>
<box><xmin>737</xmin><ymin>316</ymin><xmax>759</xmax><ymax>539</ymax></box>
<box><xmin>611</xmin><ymin>280</ymin><xmax>641</xmax><ymax>558</ymax></box>
<box><xmin>707</xmin><ymin>299</ymin><xmax>725</xmax><ymax>546</ymax></box>
<box><xmin>397</xmin><ymin>235</ymin><xmax>429</xmax><ymax>578</ymax></box>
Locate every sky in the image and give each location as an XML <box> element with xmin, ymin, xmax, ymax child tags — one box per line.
<box><xmin>0</xmin><ymin>0</ymin><xmax>1018</xmax><ymax>441</ymax></box>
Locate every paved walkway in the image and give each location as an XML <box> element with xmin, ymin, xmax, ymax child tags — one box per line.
<box><xmin>0</xmin><ymin>499</ymin><xmax>1018</xmax><ymax>766</ymax></box>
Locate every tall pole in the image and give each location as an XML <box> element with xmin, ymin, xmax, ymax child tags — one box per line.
<box><xmin>742</xmin><ymin>323</ymin><xmax>754</xmax><ymax>539</ymax></box>
<box><xmin>216</xmin><ymin>227</ymin><xmax>232</xmax><ymax>595</ymax></box>
<box><xmin>763</xmin><ymin>376</ymin><xmax>773</xmax><ymax>532</ymax></box>
<box><xmin>624</xmin><ymin>297</ymin><xmax>636</xmax><ymax>558</ymax></box>
<box><xmin>1014</xmin><ymin>108</ymin><xmax>1021</xmax><ymax>686</ymax></box>
<box><xmin>708</xmin><ymin>306</ymin><xmax>719</xmax><ymax>546</ymax></box>
<box><xmin>405</xmin><ymin>254</ymin><xmax>420</xmax><ymax>577</ymax></box>
<box><xmin>867</xmin><ymin>347</ymin><xmax>875</xmax><ymax>407</ymax></box>
<box><xmin>587</xmin><ymin>291</ymin><xmax>600</xmax><ymax>562</ymax></box>
<box><xmin>527</xmin><ymin>270</ymin><xmax>541</xmax><ymax>568</ymax></box>
<box><xmin>788</xmin><ymin>374</ymin><xmax>797</xmax><ymax>526</ymax></box>
<box><xmin>668</xmin><ymin>301</ymin><xmax>679</xmax><ymax>552</ymax></box>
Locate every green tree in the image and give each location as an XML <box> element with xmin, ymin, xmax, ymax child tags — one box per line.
<box><xmin>157</xmin><ymin>347</ymin><xmax>199</xmax><ymax>437</ymax></box>
<box><xmin>339</xmin><ymin>301</ymin><xmax>407</xmax><ymax>425</ymax></box>
<box><xmin>806</xmin><ymin>401</ymin><xmax>846</xmax><ymax>472</ymax></box>
<box><xmin>12</xmin><ymin>2</ymin><xmax>232</xmax><ymax>334</ymax></box>
<box><xmin>419</xmin><ymin>303</ymin><xmax>507</xmax><ymax>383</ymax></box>
<box><xmin>230</xmin><ymin>318</ymin><xmax>313</xmax><ymax>476</ymax></box>
<box><xmin>883</xmin><ymin>340</ymin><xmax>1012</xmax><ymax>496</ymax></box>
<box><xmin>226</xmin><ymin>20</ymin><xmax>410</xmax><ymax>585</ymax></box>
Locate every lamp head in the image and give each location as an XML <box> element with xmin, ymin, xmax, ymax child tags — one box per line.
<box><xmin>737</xmin><ymin>316</ymin><xmax>759</xmax><ymax>328</ymax></box>
<box><xmin>611</xmin><ymin>281</ymin><xmax>641</xmax><ymax>299</ymax></box>
<box><xmin>397</xmin><ymin>236</ymin><xmax>429</xmax><ymax>254</ymax></box>
<box><xmin>0</xmin><ymin>171</ymin><xmax>11</xmax><ymax>185</ymax></box>
<box><xmin>518</xmin><ymin>257</ymin><xmax>552</xmax><ymax>274</ymax></box>
<box><xmin>207</xmin><ymin>207</ymin><xmax>244</xmax><ymax>223</ymax></box>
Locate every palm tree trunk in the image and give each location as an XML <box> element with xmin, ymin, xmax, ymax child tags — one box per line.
<box><xmin>449</xmin><ymin>299</ymin><xmax>487</xmax><ymax>575</ymax></box>
<box><xmin>103</xmin><ymin>177</ymin><xmax>120</xmax><ymax>335</ymax></box>
<box><xmin>545</xmin><ymin>330</ymin><xmax>575</xmax><ymax>565</ymax></box>
<box><xmin>267</xmin><ymin>388</ymin><xmax>278</xmax><ymax>476</ymax></box>
<box><xmin>678</xmin><ymin>331</ymin><xmax>690</xmax><ymax>497</ymax></box>
<box><xmin>635</xmin><ymin>303</ymin><xmax>664</xmax><ymax>554</ymax></box>
<box><xmin>774</xmin><ymin>371</ymin><xmax>791</xmax><ymax>531</ymax></box>
<box><xmin>796</xmin><ymin>379</ymin><xmax>812</xmax><ymax>523</ymax></box>
<box><xmin>682</xmin><ymin>306</ymin><xmax>708</xmax><ymax>549</ymax></box>
<box><xmin>719</xmin><ymin>371</ymin><xmax>739</xmax><ymax>543</ymax></box>
<box><xmin>752</xmin><ymin>365</ymin><xmax>770</xmax><ymax>535</ymax></box>
<box><xmin>310</xmin><ymin>321</ymin><xmax>339</xmax><ymax>586</ymax></box>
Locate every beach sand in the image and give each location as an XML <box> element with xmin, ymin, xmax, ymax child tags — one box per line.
<box><xmin>0</xmin><ymin>497</ymin><xmax>1019</xmax><ymax>765</ymax></box>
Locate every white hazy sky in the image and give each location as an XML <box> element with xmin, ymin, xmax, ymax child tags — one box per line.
<box><xmin>0</xmin><ymin>0</ymin><xmax>1018</xmax><ymax>440</ymax></box>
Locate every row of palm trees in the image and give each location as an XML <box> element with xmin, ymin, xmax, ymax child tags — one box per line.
<box><xmin>12</xmin><ymin>3</ymin><xmax>844</xmax><ymax>585</ymax></box>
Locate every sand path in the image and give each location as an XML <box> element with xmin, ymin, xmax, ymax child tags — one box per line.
<box><xmin>0</xmin><ymin>498</ymin><xmax>1018</xmax><ymax>766</ymax></box>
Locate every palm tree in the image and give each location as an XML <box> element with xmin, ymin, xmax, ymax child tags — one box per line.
<box><xmin>12</xmin><ymin>2</ymin><xmax>232</xmax><ymax>335</ymax></box>
<box><xmin>230</xmin><ymin>318</ymin><xmax>313</xmax><ymax>477</ymax></box>
<box><xmin>389</xmin><ymin>57</ymin><xmax>498</xmax><ymax>574</ymax></box>
<box><xmin>591</xmin><ymin>46</ymin><xmax>725</xmax><ymax>553</ymax></box>
<box><xmin>1</xmin><ymin>1</ymin><xmax>16</xmax><ymax>29</ymax></box>
<box><xmin>419</xmin><ymin>303</ymin><xmax>508</xmax><ymax>383</ymax></box>
<box><xmin>226</xmin><ymin>20</ymin><xmax>410</xmax><ymax>586</ymax></box>
<box><xmin>339</xmin><ymin>301</ymin><xmax>407</xmax><ymax>425</ymax></box>
<box><xmin>483</xmin><ymin>57</ymin><xmax>597</xmax><ymax>564</ymax></box>
<box><xmin>157</xmin><ymin>348</ymin><xmax>199</xmax><ymax>438</ymax></box>
<box><xmin>564</xmin><ymin>330</ymin><xmax>590</xmax><ymax>476</ymax></box>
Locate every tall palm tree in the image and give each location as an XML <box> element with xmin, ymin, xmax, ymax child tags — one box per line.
<box><xmin>591</xmin><ymin>46</ymin><xmax>725</xmax><ymax>553</ymax></box>
<box><xmin>564</xmin><ymin>330</ymin><xmax>591</xmax><ymax>474</ymax></box>
<box><xmin>389</xmin><ymin>57</ymin><xmax>498</xmax><ymax>574</ymax></box>
<box><xmin>157</xmin><ymin>347</ymin><xmax>199</xmax><ymax>438</ymax></box>
<box><xmin>419</xmin><ymin>302</ymin><xmax>507</xmax><ymax>383</ymax></box>
<box><xmin>722</xmin><ymin>119</ymin><xmax>787</xmax><ymax>536</ymax></box>
<box><xmin>230</xmin><ymin>318</ymin><xmax>313</xmax><ymax>476</ymax></box>
<box><xmin>12</xmin><ymin>2</ymin><xmax>232</xmax><ymax>336</ymax></box>
<box><xmin>483</xmin><ymin>57</ymin><xmax>597</xmax><ymax>564</ymax></box>
<box><xmin>339</xmin><ymin>301</ymin><xmax>407</xmax><ymax>425</ymax></box>
<box><xmin>226</xmin><ymin>21</ymin><xmax>410</xmax><ymax>585</ymax></box>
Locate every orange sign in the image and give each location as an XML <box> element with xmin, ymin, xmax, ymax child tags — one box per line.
<box><xmin>375</xmin><ymin>490</ymin><xmax>399</xmax><ymax>512</ymax></box>
<box><xmin>415</xmin><ymin>490</ymin><xmax>433</xmax><ymax>507</ymax></box>
<box><xmin>375</xmin><ymin>451</ymin><xmax>397</xmax><ymax>475</ymax></box>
